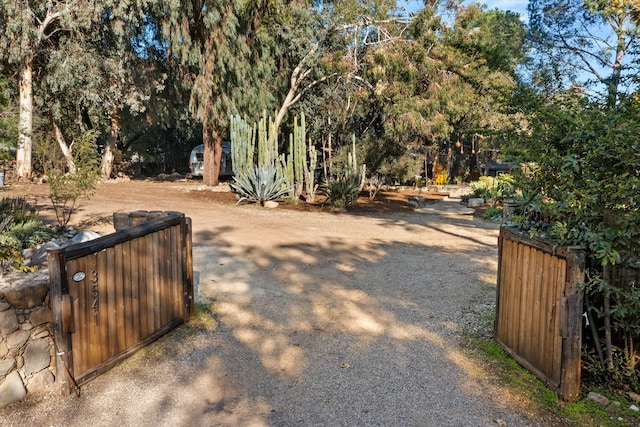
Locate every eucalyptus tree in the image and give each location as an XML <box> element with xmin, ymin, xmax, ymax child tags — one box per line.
<box><xmin>528</xmin><ymin>0</ymin><xmax>640</xmax><ymax>105</ymax></box>
<box><xmin>156</xmin><ymin>0</ymin><xmax>276</xmax><ymax>186</ymax></box>
<box><xmin>0</xmin><ymin>1</ymin><xmax>97</xmax><ymax>179</ymax></box>
<box><xmin>38</xmin><ymin>1</ymin><xmax>172</xmax><ymax>179</ymax></box>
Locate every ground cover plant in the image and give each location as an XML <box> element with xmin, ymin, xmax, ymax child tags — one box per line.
<box><xmin>0</xmin><ymin>197</ymin><xmax>53</xmax><ymax>273</ymax></box>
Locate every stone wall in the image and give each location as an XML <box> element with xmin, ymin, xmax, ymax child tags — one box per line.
<box><xmin>0</xmin><ymin>273</ymin><xmax>55</xmax><ymax>409</ymax></box>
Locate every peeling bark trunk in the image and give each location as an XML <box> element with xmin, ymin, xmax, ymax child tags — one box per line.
<box><xmin>52</xmin><ymin>121</ymin><xmax>76</xmax><ymax>174</ymax></box>
<box><xmin>16</xmin><ymin>62</ymin><xmax>33</xmax><ymax>179</ymax></box>
<box><xmin>101</xmin><ymin>109</ymin><xmax>121</xmax><ymax>180</ymax></box>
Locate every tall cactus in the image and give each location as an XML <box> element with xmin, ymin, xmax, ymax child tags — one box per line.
<box><xmin>231</xmin><ymin>111</ymin><xmax>317</xmax><ymax>203</ymax></box>
<box><xmin>257</xmin><ymin>112</ymin><xmax>278</xmax><ymax>169</ymax></box>
<box><xmin>230</xmin><ymin>114</ymin><xmax>255</xmax><ymax>177</ymax></box>
<box><xmin>280</xmin><ymin>113</ymin><xmax>317</xmax><ymax>202</ymax></box>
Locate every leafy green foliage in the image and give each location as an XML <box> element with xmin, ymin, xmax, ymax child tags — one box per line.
<box><xmin>320</xmin><ymin>177</ymin><xmax>361</xmax><ymax>209</ymax></box>
<box><xmin>470</xmin><ymin>175</ymin><xmax>516</xmax><ymax>207</ymax></box>
<box><xmin>508</xmin><ymin>91</ymin><xmax>640</xmax><ymax>389</ymax></box>
<box><xmin>0</xmin><ymin>197</ymin><xmax>53</xmax><ymax>269</ymax></box>
<box><xmin>40</xmin><ymin>130</ymin><xmax>101</xmax><ymax>228</ymax></box>
<box><xmin>231</xmin><ymin>164</ymin><xmax>290</xmax><ymax>206</ymax></box>
<box><xmin>321</xmin><ymin>138</ymin><xmax>364</xmax><ymax>209</ymax></box>
<box><xmin>527</xmin><ymin>0</ymin><xmax>640</xmax><ymax>105</ymax></box>
<box><xmin>0</xmin><ymin>73</ymin><xmax>17</xmax><ymax>156</ymax></box>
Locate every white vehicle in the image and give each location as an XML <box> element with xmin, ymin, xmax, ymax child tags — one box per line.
<box><xmin>188</xmin><ymin>141</ymin><xmax>233</xmax><ymax>177</ymax></box>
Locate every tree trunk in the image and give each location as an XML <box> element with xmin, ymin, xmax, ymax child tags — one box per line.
<box><xmin>607</xmin><ymin>30</ymin><xmax>626</xmax><ymax>107</ymax></box>
<box><xmin>101</xmin><ymin>109</ymin><xmax>121</xmax><ymax>180</ymax></box>
<box><xmin>603</xmin><ymin>264</ymin><xmax>614</xmax><ymax>371</ymax></box>
<box><xmin>52</xmin><ymin>121</ymin><xmax>76</xmax><ymax>174</ymax></box>
<box><xmin>16</xmin><ymin>61</ymin><xmax>34</xmax><ymax>179</ymax></box>
<box><xmin>202</xmin><ymin>118</ymin><xmax>222</xmax><ymax>186</ymax></box>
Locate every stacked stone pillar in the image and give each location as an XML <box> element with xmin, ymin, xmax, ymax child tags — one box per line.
<box><xmin>0</xmin><ymin>274</ymin><xmax>54</xmax><ymax>408</ymax></box>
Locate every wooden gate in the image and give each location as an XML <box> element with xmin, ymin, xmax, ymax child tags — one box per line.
<box><xmin>48</xmin><ymin>213</ymin><xmax>193</xmax><ymax>393</ymax></box>
<box><xmin>496</xmin><ymin>228</ymin><xmax>585</xmax><ymax>401</ymax></box>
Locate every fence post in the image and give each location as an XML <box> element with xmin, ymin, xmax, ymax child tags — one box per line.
<box><xmin>47</xmin><ymin>248</ymin><xmax>74</xmax><ymax>396</ymax></box>
<box><xmin>183</xmin><ymin>217</ymin><xmax>194</xmax><ymax>318</ymax></box>
<box><xmin>560</xmin><ymin>247</ymin><xmax>585</xmax><ymax>401</ymax></box>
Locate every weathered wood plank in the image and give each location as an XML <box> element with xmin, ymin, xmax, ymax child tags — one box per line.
<box><xmin>185</xmin><ymin>217</ymin><xmax>194</xmax><ymax>318</ymax></box>
<box><xmin>47</xmin><ymin>249</ymin><xmax>74</xmax><ymax>395</ymax></box>
<box><xmin>106</xmin><ymin>247</ymin><xmax>118</xmax><ymax>358</ymax></box>
<box><xmin>97</xmin><ymin>249</ymin><xmax>109</xmax><ymax>365</ymax></box>
<box><xmin>115</xmin><ymin>243</ymin><xmax>126</xmax><ymax>353</ymax></box>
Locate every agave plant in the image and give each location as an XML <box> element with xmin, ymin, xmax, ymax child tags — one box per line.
<box><xmin>320</xmin><ymin>176</ymin><xmax>361</xmax><ymax>209</ymax></box>
<box><xmin>231</xmin><ymin>164</ymin><xmax>291</xmax><ymax>206</ymax></box>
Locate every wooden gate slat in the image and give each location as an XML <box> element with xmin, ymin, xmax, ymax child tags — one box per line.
<box><xmin>106</xmin><ymin>247</ymin><xmax>118</xmax><ymax>359</ymax></box>
<box><xmin>97</xmin><ymin>249</ymin><xmax>109</xmax><ymax>366</ymax></box>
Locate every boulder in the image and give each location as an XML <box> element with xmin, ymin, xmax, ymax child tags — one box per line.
<box><xmin>0</xmin><ymin>370</ymin><xmax>26</xmax><ymax>409</ymax></box>
<box><xmin>3</xmin><ymin>279</ymin><xmax>49</xmax><ymax>309</ymax></box>
<box><xmin>69</xmin><ymin>230</ymin><xmax>101</xmax><ymax>245</ymax></box>
<box><xmin>23</xmin><ymin>339</ymin><xmax>51</xmax><ymax>376</ymax></box>
<box><xmin>26</xmin><ymin>241</ymin><xmax>60</xmax><ymax>267</ymax></box>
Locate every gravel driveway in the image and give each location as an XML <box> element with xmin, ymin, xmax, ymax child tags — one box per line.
<box><xmin>0</xmin><ymin>181</ymin><xmax>543</xmax><ymax>426</ymax></box>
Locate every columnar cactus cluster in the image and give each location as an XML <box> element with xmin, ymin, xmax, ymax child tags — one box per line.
<box><xmin>230</xmin><ymin>112</ymin><xmax>317</xmax><ymax>203</ymax></box>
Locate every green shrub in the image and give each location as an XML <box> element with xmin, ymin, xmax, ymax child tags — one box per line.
<box><xmin>8</xmin><ymin>218</ymin><xmax>54</xmax><ymax>248</ymax></box>
<box><xmin>0</xmin><ymin>197</ymin><xmax>36</xmax><ymax>224</ymax></box>
<box><xmin>44</xmin><ymin>130</ymin><xmax>101</xmax><ymax>228</ymax></box>
<box><xmin>508</xmin><ymin>93</ymin><xmax>640</xmax><ymax>390</ymax></box>
<box><xmin>483</xmin><ymin>206</ymin><xmax>503</xmax><ymax>221</ymax></box>
<box><xmin>0</xmin><ymin>197</ymin><xmax>53</xmax><ymax>271</ymax></box>
<box><xmin>320</xmin><ymin>176</ymin><xmax>361</xmax><ymax>209</ymax></box>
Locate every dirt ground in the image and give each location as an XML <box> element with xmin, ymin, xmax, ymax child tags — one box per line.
<box><xmin>0</xmin><ymin>178</ymin><xmax>550</xmax><ymax>426</ymax></box>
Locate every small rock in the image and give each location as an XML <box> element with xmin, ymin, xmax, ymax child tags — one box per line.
<box><xmin>70</xmin><ymin>230</ymin><xmax>101</xmax><ymax>245</ymax></box>
<box><xmin>263</xmin><ymin>201</ymin><xmax>279</xmax><ymax>209</ymax></box>
<box><xmin>7</xmin><ymin>330</ymin><xmax>29</xmax><ymax>350</ymax></box>
<box><xmin>29</xmin><ymin>307</ymin><xmax>52</xmax><ymax>327</ymax></box>
<box><xmin>407</xmin><ymin>200</ymin><xmax>420</xmax><ymax>208</ymax></box>
<box><xmin>0</xmin><ymin>310</ymin><xmax>19</xmax><ymax>335</ymax></box>
<box><xmin>587</xmin><ymin>391</ymin><xmax>610</xmax><ymax>406</ymax></box>
<box><xmin>628</xmin><ymin>391</ymin><xmax>640</xmax><ymax>403</ymax></box>
<box><xmin>467</xmin><ymin>197</ymin><xmax>485</xmax><ymax>208</ymax></box>
<box><xmin>630</xmin><ymin>404</ymin><xmax>639</xmax><ymax>412</ymax></box>
<box><xmin>494</xmin><ymin>419</ymin><xmax>506</xmax><ymax>426</ymax></box>
<box><xmin>0</xmin><ymin>358</ymin><xmax>16</xmax><ymax>377</ymax></box>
